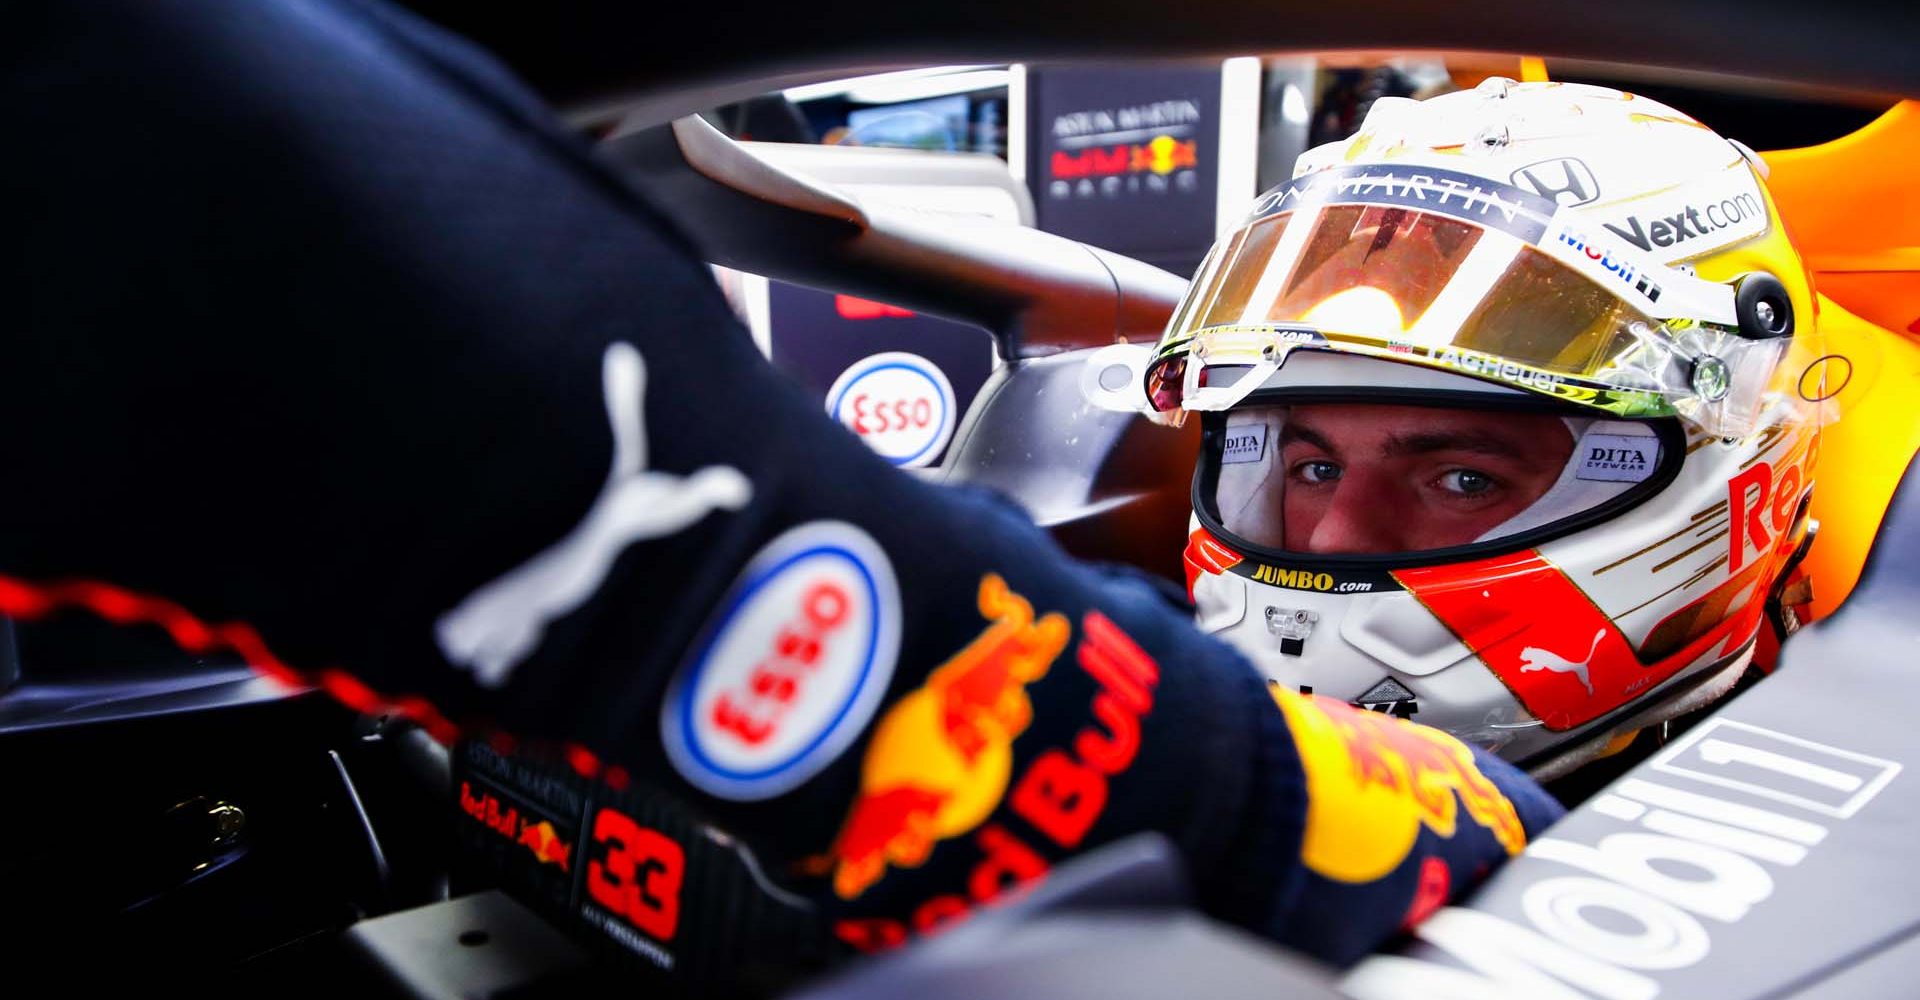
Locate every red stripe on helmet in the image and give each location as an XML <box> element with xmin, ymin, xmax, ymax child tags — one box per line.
<box><xmin>1182</xmin><ymin>528</ymin><xmax>1244</xmax><ymax>596</ymax></box>
<box><xmin>1394</xmin><ymin>551</ymin><xmax>1753</xmax><ymax>731</ymax></box>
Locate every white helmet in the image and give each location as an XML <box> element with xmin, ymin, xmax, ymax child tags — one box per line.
<box><xmin>1145</xmin><ymin>80</ymin><xmax>1827</xmax><ymax>778</ymax></box>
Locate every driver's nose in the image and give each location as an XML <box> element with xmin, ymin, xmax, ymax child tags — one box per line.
<box><xmin>1301</xmin><ymin>476</ymin><xmax>1406</xmax><ymax>554</ymax></box>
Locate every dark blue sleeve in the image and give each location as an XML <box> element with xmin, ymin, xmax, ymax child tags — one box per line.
<box><xmin>0</xmin><ymin>0</ymin><xmax>1561</xmax><ymax>967</ymax></box>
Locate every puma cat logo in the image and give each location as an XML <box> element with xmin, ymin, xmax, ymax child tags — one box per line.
<box><xmin>436</xmin><ymin>342</ymin><xmax>753</xmax><ymax>688</ymax></box>
<box><xmin>1517</xmin><ymin>629</ymin><xmax>1606</xmax><ymax>696</ymax></box>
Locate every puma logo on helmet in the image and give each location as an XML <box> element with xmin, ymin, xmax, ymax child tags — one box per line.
<box><xmin>1517</xmin><ymin>629</ymin><xmax>1606</xmax><ymax>696</ymax></box>
<box><xmin>436</xmin><ymin>342</ymin><xmax>753</xmax><ymax>688</ymax></box>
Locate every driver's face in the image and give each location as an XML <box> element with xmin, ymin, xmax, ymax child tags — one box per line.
<box><xmin>1280</xmin><ymin>404</ymin><xmax>1574</xmax><ymax>554</ymax></box>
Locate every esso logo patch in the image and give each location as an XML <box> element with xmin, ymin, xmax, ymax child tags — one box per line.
<box><xmin>826</xmin><ymin>352</ymin><xmax>957</xmax><ymax>468</ymax></box>
<box><xmin>663</xmin><ymin>521</ymin><xmax>901</xmax><ymax>801</ymax></box>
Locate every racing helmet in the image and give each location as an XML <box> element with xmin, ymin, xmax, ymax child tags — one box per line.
<box><xmin>1147</xmin><ymin>80</ymin><xmax>1827</xmax><ymax>777</ymax></box>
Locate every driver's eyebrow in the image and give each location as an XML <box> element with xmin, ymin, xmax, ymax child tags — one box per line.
<box><xmin>1278</xmin><ymin>423</ymin><xmax>1336</xmax><ymax>455</ymax></box>
<box><xmin>1382</xmin><ymin>429</ymin><xmax>1529</xmax><ymax>459</ymax></box>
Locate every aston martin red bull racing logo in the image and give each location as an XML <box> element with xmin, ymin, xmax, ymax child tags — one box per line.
<box><xmin>1050</xmin><ymin>135</ymin><xmax>1198</xmax><ymax>180</ymax></box>
<box><xmin>819</xmin><ymin>573</ymin><xmax>1071</xmax><ymax>900</ymax></box>
<box><xmin>1272</xmin><ymin>689</ymin><xmax>1526</xmax><ymax>883</ymax></box>
<box><xmin>460</xmin><ymin>780</ymin><xmax>575</xmax><ymax>871</ymax></box>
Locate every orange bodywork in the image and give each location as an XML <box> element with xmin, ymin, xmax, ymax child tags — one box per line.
<box><xmin>1765</xmin><ymin>102</ymin><xmax>1920</xmax><ymax>339</ymax></box>
<box><xmin>1762</xmin><ymin>104</ymin><xmax>1920</xmax><ymax>617</ymax></box>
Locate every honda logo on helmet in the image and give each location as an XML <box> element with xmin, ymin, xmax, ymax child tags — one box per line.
<box><xmin>1510</xmin><ymin>158</ymin><xmax>1600</xmax><ymax>207</ymax></box>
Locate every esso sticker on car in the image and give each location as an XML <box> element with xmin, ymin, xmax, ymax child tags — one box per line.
<box><xmin>662</xmin><ymin>521</ymin><xmax>901</xmax><ymax>801</ymax></box>
<box><xmin>826</xmin><ymin>352</ymin><xmax>958</xmax><ymax>468</ymax></box>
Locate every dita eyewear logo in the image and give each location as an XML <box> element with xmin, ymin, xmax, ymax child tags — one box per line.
<box><xmin>1510</xmin><ymin>158</ymin><xmax>1600</xmax><ymax>208</ymax></box>
<box><xmin>1575</xmin><ymin>433</ymin><xmax>1657</xmax><ymax>483</ymax></box>
<box><xmin>1221</xmin><ymin>422</ymin><xmax>1267</xmax><ymax>465</ymax></box>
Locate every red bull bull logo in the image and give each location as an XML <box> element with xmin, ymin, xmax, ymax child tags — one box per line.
<box><xmin>820</xmin><ymin>573</ymin><xmax>1070</xmax><ymax>900</ymax></box>
<box><xmin>824</xmin><ymin>600</ymin><xmax>1162</xmax><ymax>951</ymax></box>
<box><xmin>518</xmin><ymin>819</ymin><xmax>573</xmax><ymax>871</ymax></box>
<box><xmin>1272</xmin><ymin>689</ymin><xmax>1527</xmax><ymax>884</ymax></box>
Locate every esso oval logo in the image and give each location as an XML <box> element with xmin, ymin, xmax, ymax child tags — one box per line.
<box><xmin>663</xmin><ymin>521</ymin><xmax>901</xmax><ymax>801</ymax></box>
<box><xmin>826</xmin><ymin>352</ymin><xmax>958</xmax><ymax>468</ymax></box>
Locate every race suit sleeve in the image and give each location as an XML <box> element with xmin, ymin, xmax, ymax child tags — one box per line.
<box><xmin>0</xmin><ymin>0</ymin><xmax>1563</xmax><ymax>968</ymax></box>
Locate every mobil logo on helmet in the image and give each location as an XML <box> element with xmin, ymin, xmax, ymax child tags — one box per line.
<box><xmin>1549</xmin><ymin>223</ymin><xmax>1664</xmax><ymax>304</ymax></box>
<box><xmin>828</xmin><ymin>352</ymin><xmax>958</xmax><ymax>469</ymax></box>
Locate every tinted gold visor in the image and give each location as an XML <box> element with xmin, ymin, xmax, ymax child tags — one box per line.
<box><xmin>1151</xmin><ymin>183</ymin><xmax>1785</xmax><ymax>436</ymax></box>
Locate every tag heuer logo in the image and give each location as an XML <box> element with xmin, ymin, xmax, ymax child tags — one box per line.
<box><xmin>1511</xmin><ymin>158</ymin><xmax>1600</xmax><ymax>208</ymax></box>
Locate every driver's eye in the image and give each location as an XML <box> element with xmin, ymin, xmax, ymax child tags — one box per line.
<box><xmin>1294</xmin><ymin>460</ymin><xmax>1342</xmax><ymax>484</ymax></box>
<box><xmin>1436</xmin><ymin>469</ymin><xmax>1496</xmax><ymax>495</ymax></box>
